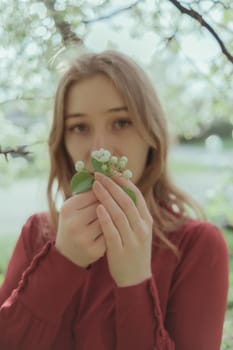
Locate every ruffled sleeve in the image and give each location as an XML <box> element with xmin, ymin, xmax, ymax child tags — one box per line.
<box><xmin>114</xmin><ymin>277</ymin><xmax>175</xmax><ymax>350</ymax></box>
<box><xmin>0</xmin><ymin>214</ymin><xmax>89</xmax><ymax>350</ymax></box>
<box><xmin>113</xmin><ymin>221</ymin><xmax>229</xmax><ymax>350</ymax></box>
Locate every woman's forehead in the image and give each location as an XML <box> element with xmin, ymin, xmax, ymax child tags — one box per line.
<box><xmin>65</xmin><ymin>76</ymin><xmax>127</xmax><ymax>115</ymax></box>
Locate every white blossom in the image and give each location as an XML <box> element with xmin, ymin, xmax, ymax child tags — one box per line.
<box><xmin>120</xmin><ymin>156</ymin><xmax>128</xmax><ymax>164</ymax></box>
<box><xmin>118</xmin><ymin>161</ymin><xmax>126</xmax><ymax>169</ymax></box>
<box><xmin>110</xmin><ymin>156</ymin><xmax>118</xmax><ymax>165</ymax></box>
<box><xmin>91</xmin><ymin>148</ymin><xmax>111</xmax><ymax>163</ymax></box>
<box><xmin>75</xmin><ymin>160</ymin><xmax>85</xmax><ymax>172</ymax></box>
<box><xmin>122</xmin><ymin>169</ymin><xmax>133</xmax><ymax>179</ymax></box>
<box><xmin>118</xmin><ymin>156</ymin><xmax>128</xmax><ymax>168</ymax></box>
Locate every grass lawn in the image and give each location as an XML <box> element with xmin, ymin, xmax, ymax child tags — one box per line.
<box><xmin>0</xmin><ymin>234</ymin><xmax>18</xmax><ymax>282</ymax></box>
<box><xmin>169</xmin><ymin>161</ymin><xmax>212</xmax><ymax>173</ymax></box>
<box><xmin>222</xmin><ymin>308</ymin><xmax>233</xmax><ymax>349</ymax></box>
<box><xmin>179</xmin><ymin>137</ymin><xmax>233</xmax><ymax>150</ymax></box>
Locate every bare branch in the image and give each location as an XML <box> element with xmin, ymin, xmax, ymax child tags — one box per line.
<box><xmin>82</xmin><ymin>0</ymin><xmax>143</xmax><ymax>24</ymax></box>
<box><xmin>0</xmin><ymin>141</ymin><xmax>46</xmax><ymax>161</ymax></box>
<box><xmin>0</xmin><ymin>145</ymin><xmax>32</xmax><ymax>161</ymax></box>
<box><xmin>43</xmin><ymin>0</ymin><xmax>83</xmax><ymax>47</ymax></box>
<box><xmin>206</xmin><ymin>15</ymin><xmax>233</xmax><ymax>36</ymax></box>
<box><xmin>158</xmin><ymin>32</ymin><xmax>232</xmax><ymax>97</ymax></box>
<box><xmin>167</xmin><ymin>0</ymin><xmax>233</xmax><ymax>64</ymax></box>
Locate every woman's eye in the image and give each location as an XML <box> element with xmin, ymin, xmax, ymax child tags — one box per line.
<box><xmin>66</xmin><ymin>119</ymin><xmax>132</xmax><ymax>133</ymax></box>
<box><xmin>68</xmin><ymin>124</ymin><xmax>87</xmax><ymax>133</ymax></box>
<box><xmin>114</xmin><ymin>119</ymin><xmax>132</xmax><ymax>129</ymax></box>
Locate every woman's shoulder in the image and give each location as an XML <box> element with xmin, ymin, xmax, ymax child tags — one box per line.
<box><xmin>171</xmin><ymin>218</ymin><xmax>229</xmax><ymax>259</ymax></box>
<box><xmin>20</xmin><ymin>211</ymin><xmax>55</xmax><ymax>259</ymax></box>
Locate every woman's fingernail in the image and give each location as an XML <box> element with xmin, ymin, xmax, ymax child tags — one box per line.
<box><xmin>94</xmin><ymin>180</ymin><xmax>104</xmax><ymax>191</ymax></box>
<box><xmin>94</xmin><ymin>173</ymin><xmax>100</xmax><ymax>181</ymax></box>
<box><xmin>95</xmin><ymin>172</ymin><xmax>106</xmax><ymax>182</ymax></box>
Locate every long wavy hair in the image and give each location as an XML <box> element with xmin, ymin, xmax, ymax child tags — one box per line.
<box><xmin>47</xmin><ymin>50</ymin><xmax>205</xmax><ymax>257</ymax></box>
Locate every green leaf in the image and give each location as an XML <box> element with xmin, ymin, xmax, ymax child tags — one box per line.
<box><xmin>91</xmin><ymin>158</ymin><xmax>111</xmax><ymax>175</ymax></box>
<box><xmin>91</xmin><ymin>158</ymin><xmax>104</xmax><ymax>173</ymax></box>
<box><xmin>122</xmin><ymin>187</ymin><xmax>137</xmax><ymax>206</ymax></box>
<box><xmin>70</xmin><ymin>172</ymin><xmax>94</xmax><ymax>194</ymax></box>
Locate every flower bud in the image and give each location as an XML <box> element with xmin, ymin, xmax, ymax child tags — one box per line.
<box><xmin>101</xmin><ymin>150</ymin><xmax>111</xmax><ymax>162</ymax></box>
<box><xmin>118</xmin><ymin>156</ymin><xmax>128</xmax><ymax>169</ymax></box>
<box><xmin>75</xmin><ymin>160</ymin><xmax>85</xmax><ymax>172</ymax></box>
<box><xmin>120</xmin><ymin>156</ymin><xmax>128</xmax><ymax>164</ymax></box>
<box><xmin>92</xmin><ymin>148</ymin><xmax>111</xmax><ymax>163</ymax></box>
<box><xmin>122</xmin><ymin>169</ymin><xmax>133</xmax><ymax>180</ymax></box>
<box><xmin>118</xmin><ymin>160</ymin><xmax>126</xmax><ymax>169</ymax></box>
<box><xmin>101</xmin><ymin>164</ymin><xmax>108</xmax><ymax>171</ymax></box>
<box><xmin>110</xmin><ymin>156</ymin><xmax>118</xmax><ymax>165</ymax></box>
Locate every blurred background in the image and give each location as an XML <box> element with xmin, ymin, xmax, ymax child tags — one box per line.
<box><xmin>0</xmin><ymin>0</ymin><xmax>232</xmax><ymax>347</ymax></box>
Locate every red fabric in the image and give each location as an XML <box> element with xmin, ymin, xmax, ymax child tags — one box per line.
<box><xmin>0</xmin><ymin>212</ymin><xmax>229</xmax><ymax>350</ymax></box>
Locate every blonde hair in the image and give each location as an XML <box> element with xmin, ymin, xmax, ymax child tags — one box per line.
<box><xmin>47</xmin><ymin>50</ymin><xmax>205</xmax><ymax>257</ymax></box>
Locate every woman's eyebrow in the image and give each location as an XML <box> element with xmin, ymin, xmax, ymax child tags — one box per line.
<box><xmin>106</xmin><ymin>106</ymin><xmax>128</xmax><ymax>113</ymax></box>
<box><xmin>65</xmin><ymin>106</ymin><xmax>128</xmax><ymax>119</ymax></box>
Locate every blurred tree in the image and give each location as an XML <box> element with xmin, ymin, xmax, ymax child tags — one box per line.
<box><xmin>0</xmin><ymin>0</ymin><xmax>232</xmax><ymax>179</ymax></box>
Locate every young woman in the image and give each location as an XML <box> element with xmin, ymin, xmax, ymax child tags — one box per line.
<box><xmin>0</xmin><ymin>50</ymin><xmax>229</xmax><ymax>350</ymax></box>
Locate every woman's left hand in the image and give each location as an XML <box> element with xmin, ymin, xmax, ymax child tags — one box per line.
<box><xmin>92</xmin><ymin>172</ymin><xmax>153</xmax><ymax>287</ymax></box>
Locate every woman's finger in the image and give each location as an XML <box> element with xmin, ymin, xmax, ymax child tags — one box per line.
<box><xmin>63</xmin><ymin>190</ymin><xmax>98</xmax><ymax>214</ymax></box>
<box><xmin>96</xmin><ymin>172</ymin><xmax>152</xmax><ymax>223</ymax></box>
<box><xmin>96</xmin><ymin>204</ymin><xmax>122</xmax><ymax>251</ymax></box>
<box><xmin>93</xmin><ymin>180</ymin><xmax>135</xmax><ymax>244</ymax></box>
<box><xmin>86</xmin><ymin>218</ymin><xmax>103</xmax><ymax>241</ymax></box>
<box><xmin>94</xmin><ymin>172</ymin><xmax>151</xmax><ymax>231</ymax></box>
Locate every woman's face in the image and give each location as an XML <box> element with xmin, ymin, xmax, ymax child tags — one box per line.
<box><xmin>64</xmin><ymin>73</ymin><xmax>150</xmax><ymax>184</ymax></box>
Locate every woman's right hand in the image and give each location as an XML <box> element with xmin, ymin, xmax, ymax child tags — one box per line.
<box><xmin>55</xmin><ymin>190</ymin><xmax>106</xmax><ymax>269</ymax></box>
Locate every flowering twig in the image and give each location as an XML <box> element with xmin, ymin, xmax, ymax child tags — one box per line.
<box><xmin>167</xmin><ymin>0</ymin><xmax>233</xmax><ymax>64</ymax></box>
<box><xmin>82</xmin><ymin>0</ymin><xmax>143</xmax><ymax>24</ymax></box>
<box><xmin>70</xmin><ymin>148</ymin><xmax>136</xmax><ymax>205</ymax></box>
<box><xmin>43</xmin><ymin>0</ymin><xmax>83</xmax><ymax>46</ymax></box>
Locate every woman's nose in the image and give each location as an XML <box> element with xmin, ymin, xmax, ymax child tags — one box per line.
<box><xmin>91</xmin><ymin>132</ymin><xmax>113</xmax><ymax>154</ymax></box>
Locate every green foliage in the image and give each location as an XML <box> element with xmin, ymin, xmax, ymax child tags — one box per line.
<box><xmin>91</xmin><ymin>158</ymin><xmax>110</xmax><ymax>175</ymax></box>
<box><xmin>122</xmin><ymin>187</ymin><xmax>137</xmax><ymax>206</ymax></box>
<box><xmin>0</xmin><ymin>234</ymin><xmax>18</xmax><ymax>277</ymax></box>
<box><xmin>70</xmin><ymin>171</ymin><xmax>95</xmax><ymax>194</ymax></box>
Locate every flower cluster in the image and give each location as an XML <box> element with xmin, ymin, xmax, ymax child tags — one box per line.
<box><xmin>70</xmin><ymin>148</ymin><xmax>136</xmax><ymax>204</ymax></box>
<box><xmin>91</xmin><ymin>148</ymin><xmax>132</xmax><ymax>179</ymax></box>
<box><xmin>75</xmin><ymin>149</ymin><xmax>133</xmax><ymax>180</ymax></box>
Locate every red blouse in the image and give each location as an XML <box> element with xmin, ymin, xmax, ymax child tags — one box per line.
<box><xmin>0</xmin><ymin>212</ymin><xmax>229</xmax><ymax>350</ymax></box>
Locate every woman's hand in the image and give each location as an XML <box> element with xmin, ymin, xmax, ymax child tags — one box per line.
<box><xmin>92</xmin><ymin>172</ymin><xmax>153</xmax><ymax>287</ymax></box>
<box><xmin>55</xmin><ymin>190</ymin><xmax>106</xmax><ymax>269</ymax></box>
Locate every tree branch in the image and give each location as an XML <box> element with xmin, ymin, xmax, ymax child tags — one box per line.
<box><xmin>43</xmin><ymin>0</ymin><xmax>83</xmax><ymax>47</ymax></box>
<box><xmin>0</xmin><ymin>141</ymin><xmax>46</xmax><ymax>161</ymax></box>
<box><xmin>167</xmin><ymin>0</ymin><xmax>233</xmax><ymax>64</ymax></box>
<box><xmin>82</xmin><ymin>0</ymin><xmax>143</xmax><ymax>24</ymax></box>
<box><xmin>0</xmin><ymin>145</ymin><xmax>32</xmax><ymax>161</ymax></box>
